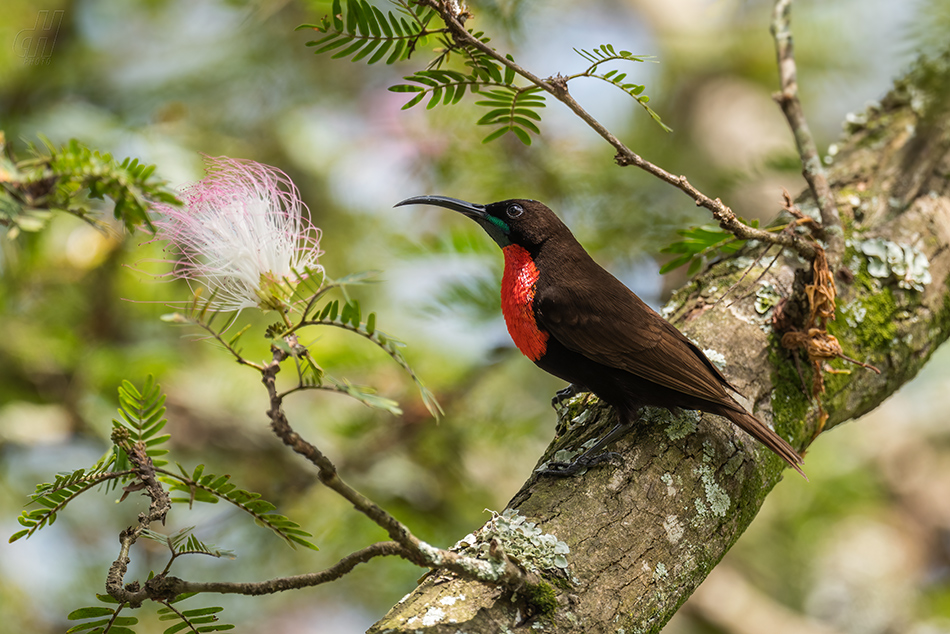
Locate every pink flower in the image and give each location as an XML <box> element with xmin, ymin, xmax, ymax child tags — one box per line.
<box><xmin>152</xmin><ymin>156</ymin><xmax>322</xmax><ymax>313</ymax></box>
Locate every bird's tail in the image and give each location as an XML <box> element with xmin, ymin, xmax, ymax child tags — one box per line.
<box><xmin>719</xmin><ymin>405</ymin><xmax>807</xmax><ymax>480</ymax></box>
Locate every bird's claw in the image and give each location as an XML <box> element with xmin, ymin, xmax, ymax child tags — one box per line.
<box><xmin>537</xmin><ymin>451</ymin><xmax>622</xmax><ymax>477</ymax></box>
<box><xmin>551</xmin><ymin>384</ymin><xmax>583</xmax><ymax>408</ymax></box>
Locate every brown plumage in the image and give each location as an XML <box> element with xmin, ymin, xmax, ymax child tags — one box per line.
<box><xmin>396</xmin><ymin>195</ymin><xmax>805</xmax><ymax>478</ymax></box>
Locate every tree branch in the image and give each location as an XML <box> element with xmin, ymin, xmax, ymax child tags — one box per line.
<box><xmin>105</xmin><ymin>432</ymin><xmax>172</xmax><ymax>607</ymax></box>
<box><xmin>166</xmin><ymin>542</ymin><xmax>409</xmax><ymax>596</ymax></box>
<box><xmin>419</xmin><ymin>0</ymin><xmax>819</xmax><ymax>261</ymax></box>
<box><xmin>771</xmin><ymin>0</ymin><xmax>844</xmax><ymax>266</ymax></box>
<box><xmin>261</xmin><ymin>334</ymin><xmax>538</xmax><ymax>589</ymax></box>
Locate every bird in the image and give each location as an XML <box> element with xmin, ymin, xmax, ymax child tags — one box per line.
<box><xmin>395</xmin><ymin>195</ymin><xmax>806</xmax><ymax>479</ymax></box>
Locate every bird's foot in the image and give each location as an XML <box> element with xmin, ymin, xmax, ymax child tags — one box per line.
<box><xmin>551</xmin><ymin>383</ymin><xmax>583</xmax><ymax>408</ymax></box>
<box><xmin>537</xmin><ymin>451</ymin><xmax>621</xmax><ymax>477</ymax></box>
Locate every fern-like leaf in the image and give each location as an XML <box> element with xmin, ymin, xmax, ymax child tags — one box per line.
<box><xmin>66</xmin><ymin>595</ymin><xmax>137</xmax><ymax>634</ymax></box>
<box><xmin>302</xmin><ymin>299</ymin><xmax>443</xmax><ymax>417</ymax></box>
<box><xmin>159</xmin><ymin>465</ymin><xmax>318</xmax><ymax>551</ymax></box>
<box><xmin>10</xmin><ymin>457</ymin><xmax>128</xmax><ymax>542</ymax></box>
<box><xmin>659</xmin><ymin>224</ymin><xmax>749</xmax><ymax>275</ymax></box>
<box><xmin>299</xmin><ymin>0</ymin><xmax>436</xmax><ymax>65</ymax></box>
<box><xmin>386</xmin><ymin>26</ymin><xmax>546</xmax><ymax>145</ymax></box>
<box><xmin>572</xmin><ymin>45</ymin><xmax>671</xmax><ymax>132</ymax></box>
<box><xmin>112</xmin><ymin>376</ymin><xmax>170</xmax><ymax>468</ymax></box>
<box><xmin>157</xmin><ymin>594</ymin><xmax>234</xmax><ymax>634</ymax></box>
<box><xmin>142</xmin><ymin>527</ymin><xmax>236</xmax><ymax>560</ymax></box>
<box><xmin>1</xmin><ymin>136</ymin><xmax>180</xmax><ymax>234</ymax></box>
<box><xmin>475</xmin><ymin>86</ymin><xmax>546</xmax><ymax>145</ymax></box>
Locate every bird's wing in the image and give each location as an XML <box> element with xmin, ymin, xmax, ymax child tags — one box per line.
<box><xmin>534</xmin><ymin>272</ymin><xmax>734</xmax><ymax>405</ymax></box>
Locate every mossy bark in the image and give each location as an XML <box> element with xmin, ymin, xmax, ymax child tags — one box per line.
<box><xmin>369</xmin><ymin>59</ymin><xmax>950</xmax><ymax>634</ymax></box>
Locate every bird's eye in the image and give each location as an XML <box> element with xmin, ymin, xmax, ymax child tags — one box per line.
<box><xmin>506</xmin><ymin>204</ymin><xmax>524</xmax><ymax>218</ymax></box>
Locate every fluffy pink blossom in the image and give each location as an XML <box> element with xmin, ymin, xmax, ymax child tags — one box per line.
<box><xmin>152</xmin><ymin>156</ymin><xmax>323</xmax><ymax>313</ymax></box>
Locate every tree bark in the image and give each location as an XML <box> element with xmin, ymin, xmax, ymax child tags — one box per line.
<box><xmin>368</xmin><ymin>58</ymin><xmax>950</xmax><ymax>633</ymax></box>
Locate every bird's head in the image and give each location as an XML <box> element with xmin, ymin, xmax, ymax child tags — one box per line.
<box><xmin>395</xmin><ymin>195</ymin><xmax>569</xmax><ymax>250</ymax></box>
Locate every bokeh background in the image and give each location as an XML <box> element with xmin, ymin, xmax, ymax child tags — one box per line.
<box><xmin>2</xmin><ymin>0</ymin><xmax>950</xmax><ymax>632</ymax></box>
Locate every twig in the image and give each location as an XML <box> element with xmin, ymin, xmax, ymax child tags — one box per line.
<box><xmin>109</xmin><ymin>332</ymin><xmax>536</xmax><ymax>607</ymax></box>
<box><xmin>261</xmin><ymin>335</ymin><xmax>536</xmax><ymax>589</ymax></box>
<box><xmin>193</xmin><ymin>320</ymin><xmax>264</xmax><ymax>371</ymax></box>
<box><xmin>833</xmin><ymin>353</ymin><xmax>881</xmax><ymax>374</ymax></box>
<box><xmin>420</xmin><ymin>0</ymin><xmax>819</xmax><ymax>262</ymax></box>
<box><xmin>157</xmin><ymin>601</ymin><xmax>200</xmax><ymax>634</ymax></box>
<box><xmin>716</xmin><ymin>245</ymin><xmax>780</xmax><ymax>308</ymax></box>
<box><xmin>105</xmin><ymin>431</ymin><xmax>172</xmax><ymax>607</ymax></box>
<box><xmin>716</xmin><ymin>191</ymin><xmax>819</xmax><ymax>307</ymax></box>
<box><xmin>168</xmin><ymin>542</ymin><xmax>410</xmax><ymax>595</ymax></box>
<box><xmin>771</xmin><ymin>0</ymin><xmax>844</xmax><ymax>267</ymax></box>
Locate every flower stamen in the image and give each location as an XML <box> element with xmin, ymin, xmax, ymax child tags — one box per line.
<box><xmin>151</xmin><ymin>156</ymin><xmax>323</xmax><ymax>316</ymax></box>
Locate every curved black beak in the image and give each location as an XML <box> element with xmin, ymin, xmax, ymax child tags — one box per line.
<box><xmin>394</xmin><ymin>195</ymin><xmax>488</xmax><ymax>220</ymax></box>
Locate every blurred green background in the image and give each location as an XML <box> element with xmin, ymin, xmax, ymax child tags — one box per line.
<box><xmin>2</xmin><ymin>0</ymin><xmax>950</xmax><ymax>632</ymax></box>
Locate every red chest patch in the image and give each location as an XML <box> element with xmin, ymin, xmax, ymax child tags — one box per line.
<box><xmin>501</xmin><ymin>244</ymin><xmax>549</xmax><ymax>361</ymax></box>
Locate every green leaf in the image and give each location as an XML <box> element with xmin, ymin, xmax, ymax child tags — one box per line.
<box><xmin>345</xmin><ymin>0</ymin><xmax>358</xmax><ymax>32</ymax></box>
<box><xmin>427</xmin><ymin>86</ymin><xmax>443</xmax><ymax>108</ymax></box>
<box><xmin>332</xmin><ymin>38</ymin><xmax>367</xmax><ymax>60</ymax></box>
<box><xmin>371</xmin><ymin>6</ymin><xmax>391</xmax><ymax>35</ymax></box>
<box><xmin>503</xmin><ymin>54</ymin><xmax>516</xmax><ymax>84</ymax></box>
<box><xmin>351</xmin><ymin>38</ymin><xmax>381</xmax><ymax>62</ymax></box>
<box><xmin>482</xmin><ymin>127</ymin><xmax>509</xmax><ymax>144</ymax></box>
<box><xmin>67</xmin><ymin>607</ymin><xmax>115</xmax><ymax>620</ymax></box>
<box><xmin>476</xmin><ymin>108</ymin><xmax>512</xmax><ymax>125</ymax></box>
<box><xmin>163</xmin><ymin>467</ymin><xmax>317</xmax><ymax>550</ymax></box>
<box><xmin>66</xmin><ymin>615</ymin><xmax>137</xmax><ymax>633</ymax></box>
<box><xmin>66</xmin><ymin>621</ymin><xmax>109</xmax><ymax>633</ymax></box>
<box><xmin>113</xmin><ymin>376</ymin><xmax>169</xmax><ymax>466</ymax></box>
<box><xmin>659</xmin><ymin>254</ymin><xmax>693</xmax><ymax>275</ymax></box>
<box><xmin>95</xmin><ymin>594</ymin><xmax>121</xmax><ymax>604</ymax></box>
<box><xmin>8</xmin><ymin>529</ymin><xmax>29</xmax><ymax>543</ymax></box>
<box><xmin>687</xmin><ymin>257</ymin><xmax>702</xmax><ymax>276</ymax></box>
<box><xmin>512</xmin><ymin>116</ymin><xmax>541</xmax><ymax>134</ymax></box>
<box><xmin>362</xmin><ymin>3</ymin><xmax>381</xmax><ymax>36</ymax></box>
<box><xmin>367</xmin><ymin>38</ymin><xmax>394</xmax><ymax>64</ymax></box>
<box><xmin>328</xmin><ymin>0</ymin><xmax>342</xmax><ymax>30</ymax></box>
<box><xmin>2</xmin><ymin>137</ymin><xmax>178</xmax><ymax>231</ymax></box>
<box><xmin>658</xmin><ymin>225</ymin><xmax>744</xmax><ymax>274</ymax></box>
<box><xmin>309</xmin><ymin>35</ymin><xmax>352</xmax><ymax>55</ymax></box>
<box><xmin>401</xmin><ymin>91</ymin><xmax>426</xmax><ymax>109</ymax></box>
<box><xmin>511</xmin><ymin>126</ymin><xmax>532</xmax><ymax>145</ymax></box>
<box><xmin>181</xmin><ymin>607</ymin><xmax>224</xmax><ymax>617</ymax></box>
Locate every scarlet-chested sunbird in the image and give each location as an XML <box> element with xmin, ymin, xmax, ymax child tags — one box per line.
<box><xmin>396</xmin><ymin>195</ymin><xmax>805</xmax><ymax>479</ymax></box>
